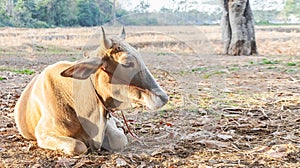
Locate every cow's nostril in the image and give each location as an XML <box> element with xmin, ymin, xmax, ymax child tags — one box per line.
<box><xmin>151</xmin><ymin>88</ymin><xmax>168</xmax><ymax>105</ymax></box>
<box><xmin>159</xmin><ymin>94</ymin><xmax>168</xmax><ymax>105</ymax></box>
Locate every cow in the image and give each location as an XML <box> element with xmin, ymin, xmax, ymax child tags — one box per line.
<box><xmin>14</xmin><ymin>27</ymin><xmax>168</xmax><ymax>155</ymax></box>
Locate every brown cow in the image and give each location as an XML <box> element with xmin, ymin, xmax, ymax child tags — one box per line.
<box><xmin>14</xmin><ymin>27</ymin><xmax>168</xmax><ymax>155</ymax></box>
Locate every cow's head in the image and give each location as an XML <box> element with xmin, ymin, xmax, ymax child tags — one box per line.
<box><xmin>61</xmin><ymin>27</ymin><xmax>168</xmax><ymax>110</ymax></box>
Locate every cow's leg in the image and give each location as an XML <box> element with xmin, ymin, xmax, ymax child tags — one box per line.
<box><xmin>35</xmin><ymin>118</ymin><xmax>88</xmax><ymax>155</ymax></box>
<box><xmin>77</xmin><ymin>106</ymin><xmax>108</xmax><ymax>151</ymax></box>
<box><xmin>102</xmin><ymin>116</ymin><xmax>128</xmax><ymax>151</ymax></box>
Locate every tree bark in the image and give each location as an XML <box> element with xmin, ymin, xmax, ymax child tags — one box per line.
<box><xmin>112</xmin><ymin>0</ymin><xmax>117</xmax><ymax>25</ymax></box>
<box><xmin>221</xmin><ymin>0</ymin><xmax>257</xmax><ymax>56</ymax></box>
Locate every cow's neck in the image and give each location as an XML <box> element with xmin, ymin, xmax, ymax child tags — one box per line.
<box><xmin>90</xmin><ymin>72</ymin><xmax>115</xmax><ymax>110</ymax></box>
<box><xmin>91</xmin><ymin>71</ymin><xmax>131</xmax><ymax>110</ymax></box>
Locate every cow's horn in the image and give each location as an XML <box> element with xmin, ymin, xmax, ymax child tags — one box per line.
<box><xmin>101</xmin><ymin>27</ymin><xmax>112</xmax><ymax>49</ymax></box>
<box><xmin>119</xmin><ymin>26</ymin><xmax>126</xmax><ymax>40</ymax></box>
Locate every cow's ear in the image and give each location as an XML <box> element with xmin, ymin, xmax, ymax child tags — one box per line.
<box><xmin>61</xmin><ymin>57</ymin><xmax>103</xmax><ymax>79</ymax></box>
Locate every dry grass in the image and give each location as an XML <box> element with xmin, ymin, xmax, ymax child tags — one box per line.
<box><xmin>1</xmin><ymin>25</ymin><xmax>299</xmax><ymax>56</ymax></box>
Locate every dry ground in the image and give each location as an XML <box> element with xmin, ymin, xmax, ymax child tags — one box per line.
<box><xmin>0</xmin><ymin>26</ymin><xmax>300</xmax><ymax>167</ymax></box>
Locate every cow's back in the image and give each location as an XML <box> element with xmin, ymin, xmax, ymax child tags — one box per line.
<box><xmin>14</xmin><ymin>61</ymin><xmax>75</xmax><ymax>140</ymax></box>
<box><xmin>14</xmin><ymin>75</ymin><xmax>40</xmax><ymax>139</ymax></box>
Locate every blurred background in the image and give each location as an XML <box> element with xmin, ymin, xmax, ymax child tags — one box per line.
<box><xmin>0</xmin><ymin>0</ymin><xmax>299</xmax><ymax>28</ymax></box>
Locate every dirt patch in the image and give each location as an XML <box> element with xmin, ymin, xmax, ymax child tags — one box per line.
<box><xmin>1</xmin><ymin>26</ymin><xmax>300</xmax><ymax>167</ymax></box>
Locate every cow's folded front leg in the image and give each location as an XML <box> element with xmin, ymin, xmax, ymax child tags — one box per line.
<box><xmin>102</xmin><ymin>116</ymin><xmax>128</xmax><ymax>151</ymax></box>
<box><xmin>35</xmin><ymin>120</ymin><xmax>88</xmax><ymax>155</ymax></box>
<box><xmin>36</xmin><ymin>132</ymin><xmax>88</xmax><ymax>155</ymax></box>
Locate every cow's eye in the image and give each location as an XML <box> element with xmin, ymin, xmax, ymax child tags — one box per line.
<box><xmin>122</xmin><ymin>62</ymin><xmax>134</xmax><ymax>68</ymax></box>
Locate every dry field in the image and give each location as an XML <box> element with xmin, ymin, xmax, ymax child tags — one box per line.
<box><xmin>1</xmin><ymin>25</ymin><xmax>300</xmax><ymax>167</ymax></box>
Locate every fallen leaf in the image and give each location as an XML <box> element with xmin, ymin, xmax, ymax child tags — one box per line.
<box><xmin>165</xmin><ymin>122</ymin><xmax>173</xmax><ymax>127</ymax></box>
<box><xmin>252</xmin><ymin>144</ymin><xmax>297</xmax><ymax>159</ymax></box>
<box><xmin>137</xmin><ymin>161</ymin><xmax>146</xmax><ymax>168</ymax></box>
<box><xmin>217</xmin><ymin>134</ymin><xmax>233</xmax><ymax>141</ymax></box>
<box><xmin>31</xmin><ymin>164</ymin><xmax>42</xmax><ymax>168</ymax></box>
<box><xmin>181</xmin><ymin>130</ymin><xmax>214</xmax><ymax>140</ymax></box>
<box><xmin>73</xmin><ymin>158</ymin><xmax>94</xmax><ymax>168</ymax></box>
<box><xmin>56</xmin><ymin>158</ymin><xmax>77</xmax><ymax>167</ymax></box>
<box><xmin>254</xmin><ymin>146</ymin><xmax>272</xmax><ymax>153</ymax></box>
<box><xmin>116</xmin><ymin>158</ymin><xmax>127</xmax><ymax>167</ymax></box>
<box><xmin>199</xmin><ymin>140</ymin><xmax>231</xmax><ymax>149</ymax></box>
<box><xmin>0</xmin><ymin>160</ymin><xmax>6</xmax><ymax>168</ymax></box>
<box><xmin>27</xmin><ymin>143</ymin><xmax>37</xmax><ymax>151</ymax></box>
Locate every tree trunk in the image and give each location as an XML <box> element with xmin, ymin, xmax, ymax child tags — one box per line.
<box><xmin>112</xmin><ymin>0</ymin><xmax>117</xmax><ymax>25</ymax></box>
<box><xmin>221</xmin><ymin>0</ymin><xmax>257</xmax><ymax>56</ymax></box>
